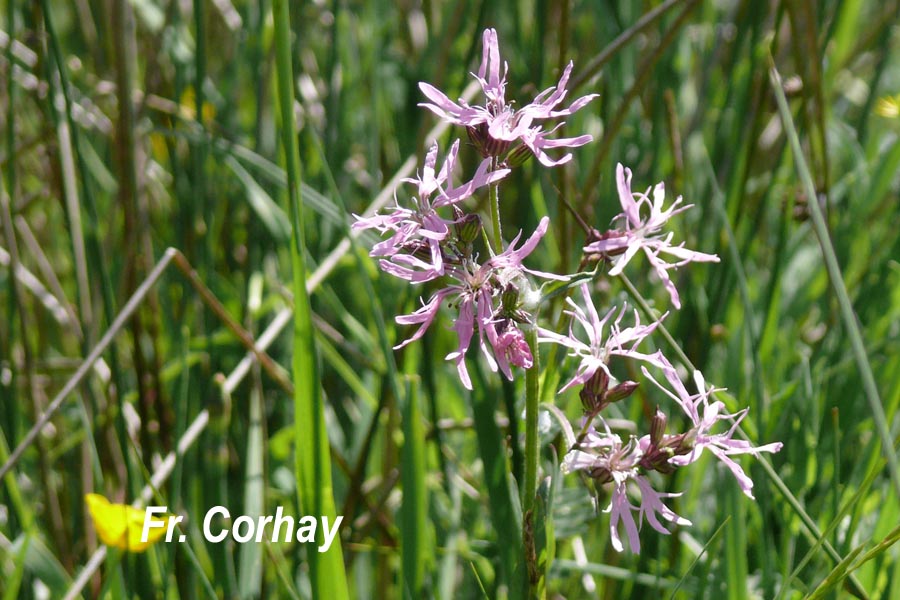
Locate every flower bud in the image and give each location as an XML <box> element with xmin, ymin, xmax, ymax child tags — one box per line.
<box><xmin>649</xmin><ymin>408</ymin><xmax>667</xmax><ymax>447</ymax></box>
<box><xmin>585</xmin><ymin>369</ymin><xmax>610</xmax><ymax>399</ymax></box>
<box><xmin>455</xmin><ymin>213</ymin><xmax>482</xmax><ymax>245</ymax></box>
<box><xmin>579</xmin><ymin>369</ymin><xmax>609</xmax><ymax>414</ymax></box>
<box><xmin>501</xmin><ymin>283</ymin><xmax>520</xmax><ymax>313</ymax></box>
<box><xmin>504</xmin><ymin>142</ymin><xmax>534</xmax><ymax>168</ymax></box>
<box><xmin>606</xmin><ymin>380</ymin><xmax>639</xmax><ymax>404</ymax></box>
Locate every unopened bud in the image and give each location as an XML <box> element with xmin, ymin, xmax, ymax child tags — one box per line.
<box><xmin>505</xmin><ymin>142</ymin><xmax>533</xmax><ymax>168</ymax></box>
<box><xmin>501</xmin><ymin>283</ymin><xmax>520</xmax><ymax>313</ymax></box>
<box><xmin>650</xmin><ymin>408</ymin><xmax>667</xmax><ymax>447</ymax></box>
<box><xmin>455</xmin><ymin>213</ymin><xmax>482</xmax><ymax>244</ymax></box>
<box><xmin>580</xmin><ymin>369</ymin><xmax>610</xmax><ymax>414</ymax></box>
<box><xmin>585</xmin><ymin>369</ymin><xmax>610</xmax><ymax>399</ymax></box>
<box><xmin>606</xmin><ymin>380</ymin><xmax>639</xmax><ymax>404</ymax></box>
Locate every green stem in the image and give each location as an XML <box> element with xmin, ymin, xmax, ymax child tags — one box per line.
<box><xmin>522</xmin><ymin>324</ymin><xmax>540</xmax><ymax>596</ymax></box>
<box><xmin>522</xmin><ymin>324</ymin><xmax>540</xmax><ymax>514</ymax></box>
<box><xmin>488</xmin><ymin>160</ymin><xmax>502</xmax><ymax>253</ymax></box>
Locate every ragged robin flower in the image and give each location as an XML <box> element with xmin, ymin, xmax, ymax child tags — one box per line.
<box><xmin>352</xmin><ymin>139</ymin><xmax>508</xmax><ymax>283</ymax></box>
<box><xmin>537</xmin><ymin>282</ymin><xmax>669</xmax><ymax>393</ymax></box>
<box><xmin>642</xmin><ymin>365</ymin><xmax>784</xmax><ymax>498</ymax></box>
<box><xmin>394</xmin><ymin>216</ymin><xmax>563</xmax><ymax>389</ymax></box>
<box><xmin>562</xmin><ymin>420</ymin><xmax>691</xmax><ymax>554</ymax></box>
<box><xmin>583</xmin><ymin>164</ymin><xmax>720</xmax><ymax>309</ymax></box>
<box><xmin>418</xmin><ymin>28</ymin><xmax>598</xmax><ymax>167</ymax></box>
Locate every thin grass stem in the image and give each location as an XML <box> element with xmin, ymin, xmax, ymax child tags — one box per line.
<box><xmin>770</xmin><ymin>63</ymin><xmax>900</xmax><ymax>501</ymax></box>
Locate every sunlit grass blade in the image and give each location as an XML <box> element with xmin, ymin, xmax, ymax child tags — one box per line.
<box><xmin>807</xmin><ymin>523</ymin><xmax>900</xmax><ymax>600</ymax></box>
<box><xmin>723</xmin><ymin>484</ymin><xmax>748</xmax><ymax>600</ymax></box>
<box><xmin>272</xmin><ymin>0</ymin><xmax>349</xmax><ymax>597</ymax></box>
<box><xmin>9</xmin><ymin>534</ymin><xmax>74</xmax><ymax>598</ymax></box>
<box><xmin>2</xmin><ymin>532</ymin><xmax>29</xmax><ymax>600</ymax></box>
<box><xmin>551</xmin><ymin>559</ymin><xmax>677</xmax><ymax>590</ymax></box>
<box><xmin>670</xmin><ymin>518</ymin><xmax>729</xmax><ymax>600</ymax></box>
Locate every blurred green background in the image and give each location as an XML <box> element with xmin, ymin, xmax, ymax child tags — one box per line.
<box><xmin>1</xmin><ymin>0</ymin><xmax>899</xmax><ymax>598</ymax></box>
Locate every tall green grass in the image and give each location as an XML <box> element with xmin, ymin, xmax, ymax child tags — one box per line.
<box><xmin>273</xmin><ymin>1</ymin><xmax>348</xmax><ymax>596</ymax></box>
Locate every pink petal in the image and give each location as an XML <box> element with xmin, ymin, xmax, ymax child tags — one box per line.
<box><xmin>394</xmin><ymin>290</ymin><xmax>451</xmax><ymax>349</ymax></box>
<box><xmin>617</xmin><ymin>163</ymin><xmax>642</xmax><ymax>229</ymax></box>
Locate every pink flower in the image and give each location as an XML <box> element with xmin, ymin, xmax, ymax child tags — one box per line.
<box><xmin>353</xmin><ymin>140</ymin><xmax>508</xmax><ymax>282</ymax></box>
<box><xmin>537</xmin><ymin>283</ymin><xmax>669</xmax><ymax>393</ymax></box>
<box><xmin>490</xmin><ymin>324</ymin><xmax>533</xmax><ymax>378</ymax></box>
<box><xmin>562</xmin><ymin>423</ymin><xmax>690</xmax><ymax>553</ymax></box>
<box><xmin>418</xmin><ymin>28</ymin><xmax>597</xmax><ymax>167</ymax></box>
<box><xmin>482</xmin><ymin>216</ymin><xmax>567</xmax><ymax>281</ymax></box>
<box><xmin>628</xmin><ymin>476</ymin><xmax>691</xmax><ymax>553</ymax></box>
<box><xmin>394</xmin><ymin>217</ymin><xmax>557</xmax><ymax>389</ymax></box>
<box><xmin>642</xmin><ymin>365</ymin><xmax>783</xmax><ymax>499</ymax></box>
<box><xmin>393</xmin><ymin>288</ymin><xmax>454</xmax><ymax>349</ymax></box>
<box><xmin>443</xmin><ymin>287</ymin><xmax>496</xmax><ymax>390</ymax></box>
<box><xmin>583</xmin><ymin>164</ymin><xmax>720</xmax><ymax>308</ymax></box>
<box><xmin>561</xmin><ymin>424</ymin><xmax>642</xmax><ymax>477</ymax></box>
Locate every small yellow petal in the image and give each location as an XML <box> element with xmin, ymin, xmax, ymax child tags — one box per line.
<box><xmin>874</xmin><ymin>95</ymin><xmax>900</xmax><ymax>118</ymax></box>
<box><xmin>85</xmin><ymin>494</ymin><xmax>174</xmax><ymax>553</ymax></box>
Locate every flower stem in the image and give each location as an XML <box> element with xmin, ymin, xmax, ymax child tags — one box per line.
<box><xmin>522</xmin><ymin>324</ymin><xmax>540</xmax><ymax>513</ymax></box>
<box><xmin>488</xmin><ymin>159</ymin><xmax>503</xmax><ymax>253</ymax></box>
<box><xmin>522</xmin><ymin>324</ymin><xmax>540</xmax><ymax>594</ymax></box>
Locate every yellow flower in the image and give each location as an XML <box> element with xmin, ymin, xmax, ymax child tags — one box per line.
<box><xmin>84</xmin><ymin>494</ymin><xmax>173</xmax><ymax>553</ymax></box>
<box><xmin>875</xmin><ymin>94</ymin><xmax>900</xmax><ymax>118</ymax></box>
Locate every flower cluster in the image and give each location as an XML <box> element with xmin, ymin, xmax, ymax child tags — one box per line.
<box><xmin>358</xmin><ymin>27</ymin><xmax>782</xmax><ymax>557</ymax></box>
<box><xmin>391</xmin><ymin>215</ymin><xmax>564</xmax><ymax>389</ymax></box>
<box><xmin>536</xmin><ymin>161</ymin><xmax>781</xmax><ymax>550</ymax></box>
<box><xmin>560</xmin><ymin>421</ymin><xmax>692</xmax><ymax>554</ymax></box>
<box><xmin>547</xmin><ymin>296</ymin><xmax>783</xmax><ymax>551</ymax></box>
<box><xmin>537</xmin><ymin>283</ymin><xmax>669</xmax><ymax>394</ymax></box>
<box><xmin>353</xmin><ymin>140</ymin><xmax>509</xmax><ymax>283</ymax></box>
<box><xmin>355</xmin><ymin>28</ymin><xmax>594</xmax><ymax>389</ymax></box>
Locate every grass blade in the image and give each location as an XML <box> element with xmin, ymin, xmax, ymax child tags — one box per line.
<box><xmin>237</xmin><ymin>374</ymin><xmax>265</xmax><ymax>598</ymax></box>
<box><xmin>401</xmin><ymin>376</ymin><xmax>431</xmax><ymax>596</ymax></box>
<box><xmin>272</xmin><ymin>0</ymin><xmax>349</xmax><ymax>596</ymax></box>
